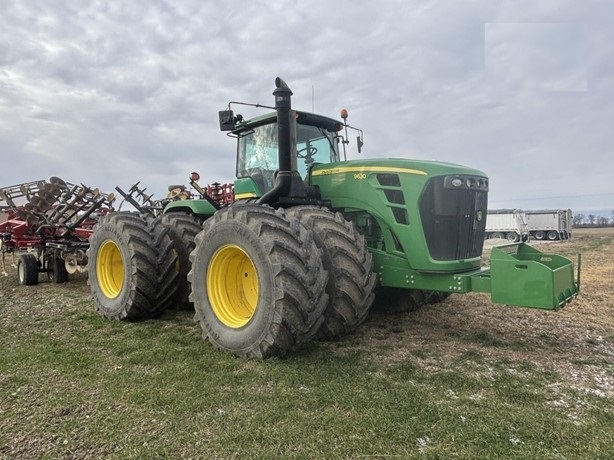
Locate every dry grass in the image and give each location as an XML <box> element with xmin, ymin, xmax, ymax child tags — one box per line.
<box><xmin>0</xmin><ymin>228</ymin><xmax>613</xmax><ymax>459</ymax></box>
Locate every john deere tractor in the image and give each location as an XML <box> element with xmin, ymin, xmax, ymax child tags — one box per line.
<box><xmin>88</xmin><ymin>77</ymin><xmax>580</xmax><ymax>358</ymax></box>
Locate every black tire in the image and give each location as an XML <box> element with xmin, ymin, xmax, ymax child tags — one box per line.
<box><xmin>506</xmin><ymin>232</ymin><xmax>519</xmax><ymax>242</ymax></box>
<box><xmin>17</xmin><ymin>254</ymin><xmax>39</xmax><ymax>286</ymax></box>
<box><xmin>534</xmin><ymin>231</ymin><xmax>545</xmax><ymax>240</ymax></box>
<box><xmin>372</xmin><ymin>288</ymin><xmax>425</xmax><ymax>313</ymax></box>
<box><xmin>87</xmin><ymin>212</ymin><xmax>178</xmax><ymax>320</ymax></box>
<box><xmin>156</xmin><ymin>212</ymin><xmax>204</xmax><ymax>310</ymax></box>
<box><xmin>188</xmin><ymin>204</ymin><xmax>328</xmax><ymax>358</ymax></box>
<box><xmin>373</xmin><ymin>289</ymin><xmax>450</xmax><ymax>313</ymax></box>
<box><xmin>491</xmin><ymin>232</ymin><xmax>504</xmax><ymax>239</ymax></box>
<box><xmin>424</xmin><ymin>290</ymin><xmax>451</xmax><ymax>304</ymax></box>
<box><xmin>284</xmin><ymin>206</ymin><xmax>376</xmax><ymax>339</ymax></box>
<box><xmin>48</xmin><ymin>255</ymin><xmax>69</xmax><ymax>283</ymax></box>
<box><xmin>547</xmin><ymin>231</ymin><xmax>559</xmax><ymax>241</ymax></box>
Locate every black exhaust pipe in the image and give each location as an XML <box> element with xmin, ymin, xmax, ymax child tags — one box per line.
<box><xmin>274</xmin><ymin>77</ymin><xmax>294</xmax><ymax>173</ymax></box>
<box><xmin>257</xmin><ymin>77</ymin><xmax>295</xmax><ymax>205</ymax></box>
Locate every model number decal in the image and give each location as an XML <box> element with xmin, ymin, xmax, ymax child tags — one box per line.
<box><xmin>353</xmin><ymin>173</ymin><xmax>367</xmax><ymax>180</ymax></box>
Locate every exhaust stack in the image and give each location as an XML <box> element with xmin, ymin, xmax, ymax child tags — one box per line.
<box><xmin>257</xmin><ymin>77</ymin><xmax>309</xmax><ymax>206</ymax></box>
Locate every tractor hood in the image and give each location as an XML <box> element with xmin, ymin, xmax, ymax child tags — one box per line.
<box><xmin>310</xmin><ymin>158</ymin><xmax>489</xmax><ymax>273</ymax></box>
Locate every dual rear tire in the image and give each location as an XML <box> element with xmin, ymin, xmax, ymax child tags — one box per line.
<box><xmin>156</xmin><ymin>213</ymin><xmax>203</xmax><ymax>310</ymax></box>
<box><xmin>188</xmin><ymin>204</ymin><xmax>377</xmax><ymax>358</ymax></box>
<box><xmin>284</xmin><ymin>206</ymin><xmax>375</xmax><ymax>340</ymax></box>
<box><xmin>189</xmin><ymin>205</ymin><xmax>330</xmax><ymax>358</ymax></box>
<box><xmin>87</xmin><ymin>212</ymin><xmax>178</xmax><ymax>320</ymax></box>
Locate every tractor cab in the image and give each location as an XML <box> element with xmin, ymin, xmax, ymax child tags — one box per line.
<box><xmin>229</xmin><ymin>111</ymin><xmax>343</xmax><ymax>197</ymax></box>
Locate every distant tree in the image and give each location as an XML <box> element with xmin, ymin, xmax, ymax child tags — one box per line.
<box><xmin>573</xmin><ymin>213</ymin><xmax>585</xmax><ymax>226</ymax></box>
<box><xmin>588</xmin><ymin>214</ymin><xmax>596</xmax><ymax>226</ymax></box>
<box><xmin>611</xmin><ymin>209</ymin><xmax>614</xmax><ymax>225</ymax></box>
<box><xmin>597</xmin><ymin>216</ymin><xmax>609</xmax><ymax>227</ymax></box>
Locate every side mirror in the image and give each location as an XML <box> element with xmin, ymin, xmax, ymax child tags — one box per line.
<box><xmin>219</xmin><ymin>110</ymin><xmax>235</xmax><ymax>131</ymax></box>
<box><xmin>357</xmin><ymin>136</ymin><xmax>363</xmax><ymax>153</ymax></box>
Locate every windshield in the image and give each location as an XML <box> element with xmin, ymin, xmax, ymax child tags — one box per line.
<box><xmin>237</xmin><ymin>122</ymin><xmax>339</xmax><ymax>189</ymax></box>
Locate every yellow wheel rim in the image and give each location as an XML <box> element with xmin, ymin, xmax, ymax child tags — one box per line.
<box><xmin>207</xmin><ymin>244</ymin><xmax>259</xmax><ymax>328</ymax></box>
<box><xmin>96</xmin><ymin>240</ymin><xmax>124</xmax><ymax>299</ymax></box>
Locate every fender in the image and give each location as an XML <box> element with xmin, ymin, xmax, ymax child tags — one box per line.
<box><xmin>164</xmin><ymin>199</ymin><xmax>217</xmax><ymax>218</ymax></box>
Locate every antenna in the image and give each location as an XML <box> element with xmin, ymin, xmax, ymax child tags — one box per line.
<box><xmin>311</xmin><ymin>85</ymin><xmax>315</xmax><ymax>112</ymax></box>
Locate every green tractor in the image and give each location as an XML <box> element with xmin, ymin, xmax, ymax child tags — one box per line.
<box><xmin>87</xmin><ymin>77</ymin><xmax>580</xmax><ymax>358</ymax></box>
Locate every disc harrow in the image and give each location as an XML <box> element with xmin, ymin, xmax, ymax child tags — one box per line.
<box><xmin>0</xmin><ymin>177</ymin><xmax>115</xmax><ymax>282</ymax></box>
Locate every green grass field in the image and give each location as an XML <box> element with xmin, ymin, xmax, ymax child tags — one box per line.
<box><xmin>1</xmin><ymin>229</ymin><xmax>613</xmax><ymax>459</ymax></box>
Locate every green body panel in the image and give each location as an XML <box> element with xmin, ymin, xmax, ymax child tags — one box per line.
<box><xmin>310</xmin><ymin>158</ymin><xmax>486</xmax><ymax>273</ymax></box>
<box><xmin>234</xmin><ymin>177</ymin><xmax>261</xmax><ymax>200</ymax></box>
<box><xmin>371</xmin><ymin>248</ymin><xmax>487</xmax><ymax>292</ymax></box>
<box><xmin>163</xmin><ymin>199</ymin><xmax>217</xmax><ymax>218</ymax></box>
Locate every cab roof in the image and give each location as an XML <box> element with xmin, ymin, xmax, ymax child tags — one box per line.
<box><xmin>232</xmin><ymin>110</ymin><xmax>343</xmax><ymax>135</ymax></box>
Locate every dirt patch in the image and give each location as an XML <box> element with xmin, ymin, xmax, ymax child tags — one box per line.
<box><xmin>347</xmin><ymin>228</ymin><xmax>614</xmax><ymax>396</ymax></box>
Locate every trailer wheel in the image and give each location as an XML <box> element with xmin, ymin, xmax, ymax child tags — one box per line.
<box><xmin>285</xmin><ymin>206</ymin><xmax>376</xmax><ymax>339</ymax></box>
<box><xmin>506</xmin><ymin>232</ymin><xmax>519</xmax><ymax>242</ymax></box>
<box><xmin>534</xmin><ymin>231</ymin><xmax>545</xmax><ymax>240</ymax></box>
<box><xmin>87</xmin><ymin>212</ymin><xmax>178</xmax><ymax>320</ymax></box>
<box><xmin>17</xmin><ymin>254</ymin><xmax>39</xmax><ymax>286</ymax></box>
<box><xmin>491</xmin><ymin>232</ymin><xmax>504</xmax><ymax>239</ymax></box>
<box><xmin>547</xmin><ymin>231</ymin><xmax>559</xmax><ymax>241</ymax></box>
<box><xmin>156</xmin><ymin>212</ymin><xmax>203</xmax><ymax>310</ymax></box>
<box><xmin>188</xmin><ymin>204</ymin><xmax>328</xmax><ymax>358</ymax></box>
<box><xmin>48</xmin><ymin>255</ymin><xmax>69</xmax><ymax>283</ymax></box>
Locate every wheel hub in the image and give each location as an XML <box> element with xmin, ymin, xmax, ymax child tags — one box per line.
<box><xmin>96</xmin><ymin>240</ymin><xmax>124</xmax><ymax>299</ymax></box>
<box><xmin>207</xmin><ymin>244</ymin><xmax>259</xmax><ymax>328</ymax></box>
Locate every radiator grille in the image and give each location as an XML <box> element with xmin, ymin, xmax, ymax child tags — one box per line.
<box><xmin>419</xmin><ymin>176</ymin><xmax>487</xmax><ymax>261</ymax></box>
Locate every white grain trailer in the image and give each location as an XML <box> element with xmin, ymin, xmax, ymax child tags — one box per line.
<box><xmin>485</xmin><ymin>209</ymin><xmax>530</xmax><ymax>242</ymax></box>
<box><xmin>525</xmin><ymin>209</ymin><xmax>571</xmax><ymax>240</ymax></box>
<box><xmin>562</xmin><ymin>209</ymin><xmax>573</xmax><ymax>238</ymax></box>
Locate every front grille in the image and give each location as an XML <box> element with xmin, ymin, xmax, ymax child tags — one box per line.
<box><xmin>419</xmin><ymin>176</ymin><xmax>487</xmax><ymax>261</ymax></box>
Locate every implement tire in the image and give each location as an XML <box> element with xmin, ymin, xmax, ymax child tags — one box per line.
<box><xmin>156</xmin><ymin>212</ymin><xmax>203</xmax><ymax>310</ymax></box>
<box><xmin>17</xmin><ymin>254</ymin><xmax>39</xmax><ymax>286</ymax></box>
<box><xmin>285</xmin><ymin>206</ymin><xmax>376</xmax><ymax>339</ymax></box>
<box><xmin>188</xmin><ymin>204</ymin><xmax>328</xmax><ymax>358</ymax></box>
<box><xmin>48</xmin><ymin>255</ymin><xmax>69</xmax><ymax>284</ymax></box>
<box><xmin>87</xmin><ymin>212</ymin><xmax>178</xmax><ymax>320</ymax></box>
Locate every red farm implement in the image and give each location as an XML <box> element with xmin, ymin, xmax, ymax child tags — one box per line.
<box><xmin>0</xmin><ymin>177</ymin><xmax>115</xmax><ymax>284</ymax></box>
<box><xmin>113</xmin><ymin>173</ymin><xmax>235</xmax><ymax>216</ymax></box>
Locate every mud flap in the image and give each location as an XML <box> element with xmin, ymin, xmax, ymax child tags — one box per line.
<box><xmin>489</xmin><ymin>243</ymin><xmax>580</xmax><ymax>310</ymax></box>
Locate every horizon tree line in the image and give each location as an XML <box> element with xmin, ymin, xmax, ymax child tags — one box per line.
<box><xmin>572</xmin><ymin>210</ymin><xmax>614</xmax><ymax>227</ymax></box>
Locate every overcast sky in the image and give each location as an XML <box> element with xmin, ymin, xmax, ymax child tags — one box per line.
<box><xmin>1</xmin><ymin>0</ymin><xmax>613</xmax><ymax>214</ymax></box>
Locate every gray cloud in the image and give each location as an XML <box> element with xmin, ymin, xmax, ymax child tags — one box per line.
<box><xmin>1</xmin><ymin>0</ymin><xmax>612</xmax><ymax>213</ymax></box>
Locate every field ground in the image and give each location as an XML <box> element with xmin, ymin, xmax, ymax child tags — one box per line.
<box><xmin>0</xmin><ymin>228</ymin><xmax>612</xmax><ymax>459</ymax></box>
